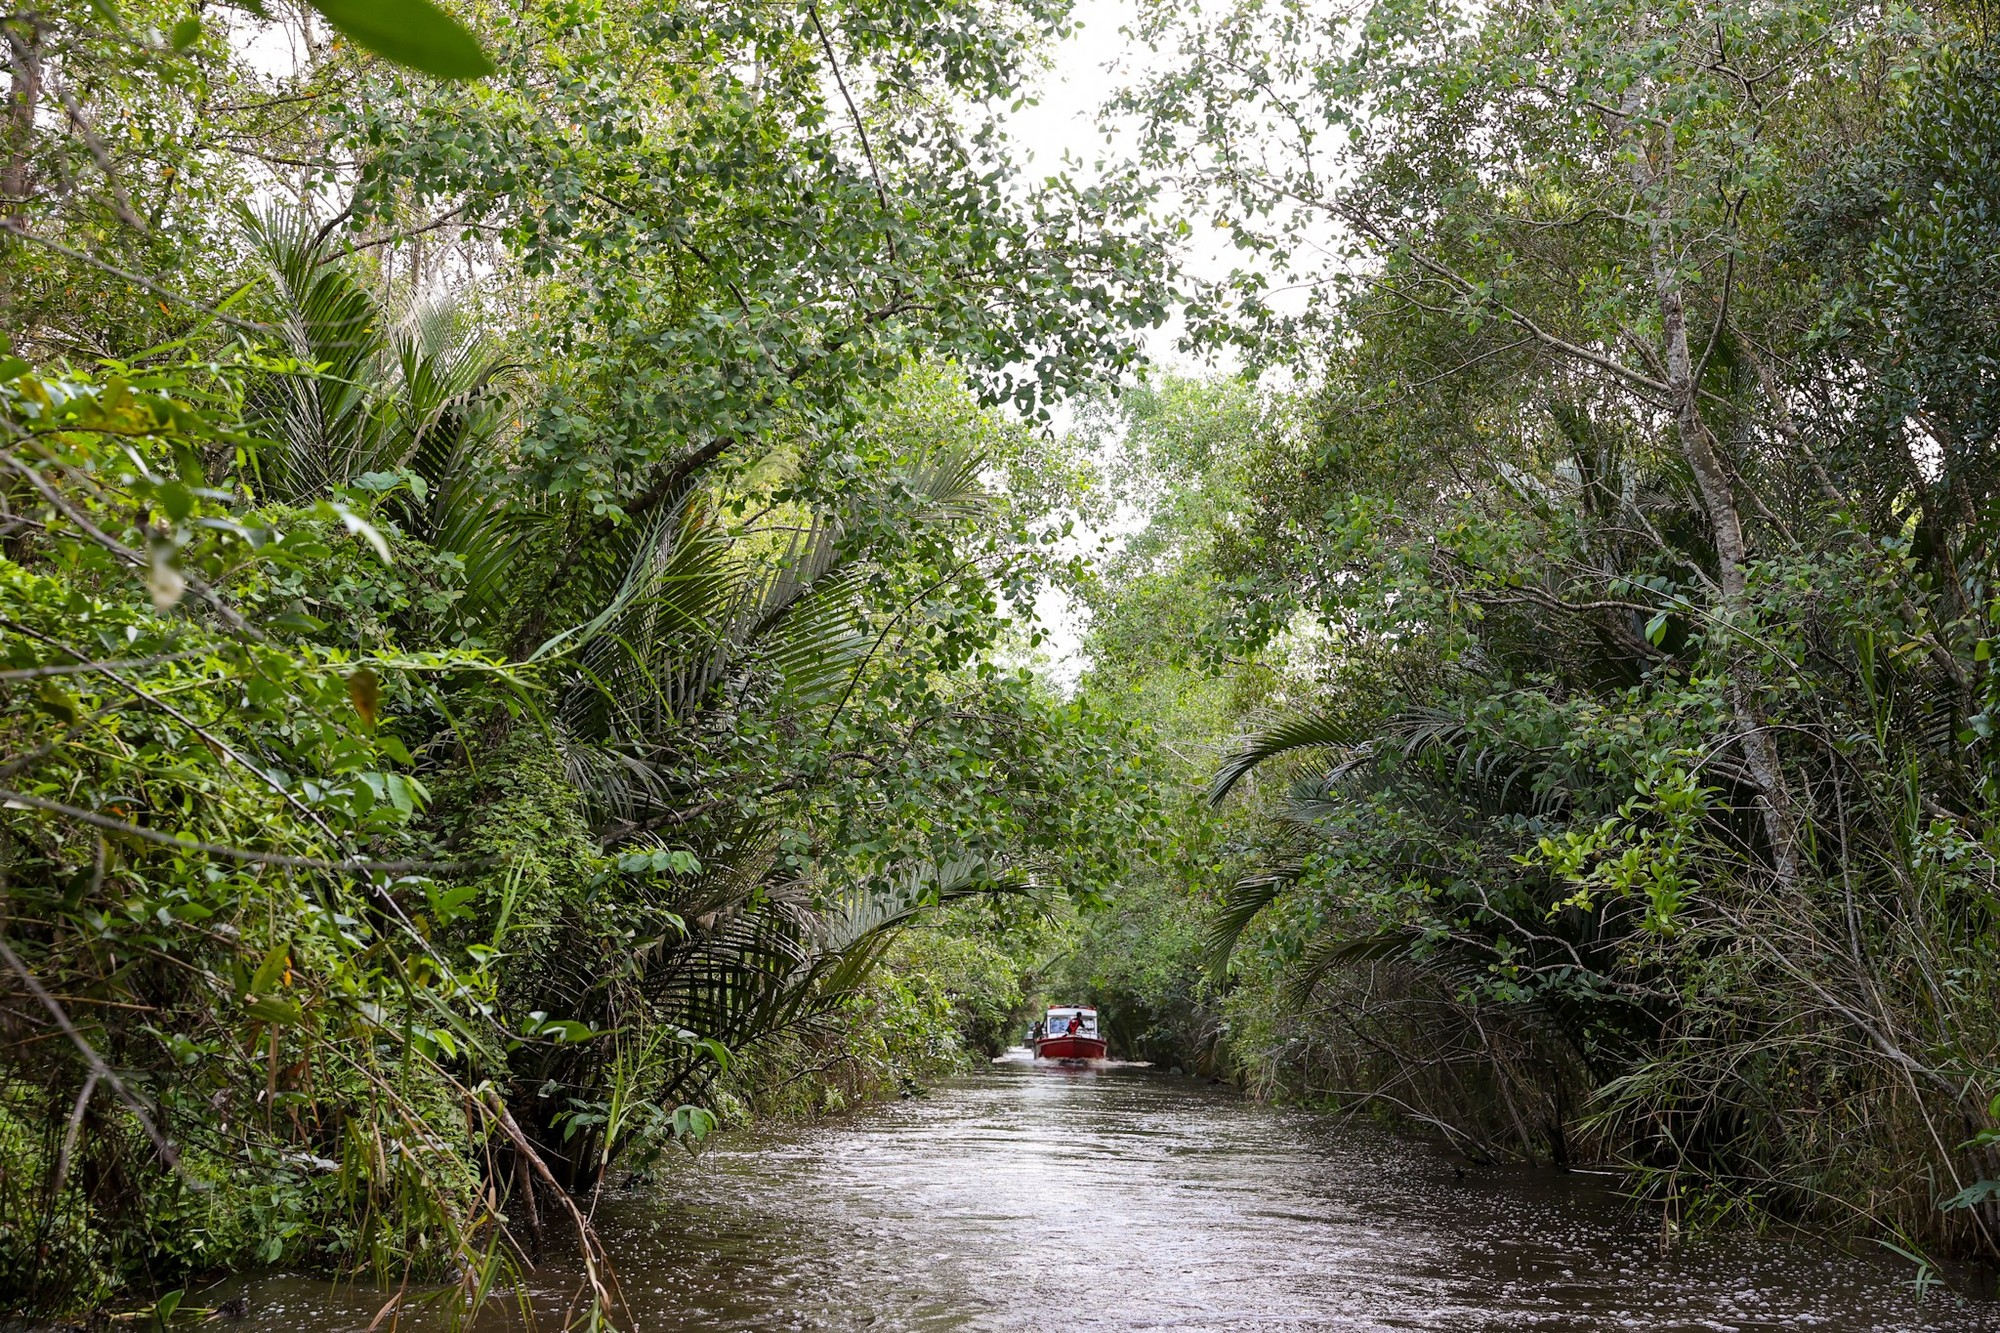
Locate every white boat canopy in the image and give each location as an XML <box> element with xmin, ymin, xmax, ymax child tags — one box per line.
<box><xmin>1044</xmin><ymin>1006</ymin><xmax>1098</xmax><ymax>1035</ymax></box>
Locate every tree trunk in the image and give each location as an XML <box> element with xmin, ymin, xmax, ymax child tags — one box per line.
<box><xmin>1626</xmin><ymin>88</ymin><xmax>1801</xmax><ymax>891</ymax></box>
<box><xmin>2</xmin><ymin>19</ymin><xmax>43</xmax><ymax>326</ymax></box>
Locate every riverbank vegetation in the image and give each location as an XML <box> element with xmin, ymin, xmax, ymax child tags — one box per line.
<box><xmin>0</xmin><ymin>0</ymin><xmax>1166</xmax><ymax>1313</ymax></box>
<box><xmin>7</xmin><ymin>0</ymin><xmax>2000</xmax><ymax>1316</ymax></box>
<box><xmin>1068</xmin><ymin>0</ymin><xmax>2000</xmax><ymax>1271</ymax></box>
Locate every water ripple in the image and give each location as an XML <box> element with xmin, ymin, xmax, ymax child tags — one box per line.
<box><xmin>235</xmin><ymin>1058</ymin><xmax>2000</xmax><ymax>1332</ymax></box>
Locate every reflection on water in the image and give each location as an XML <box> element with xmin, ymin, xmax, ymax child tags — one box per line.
<box><xmin>236</xmin><ymin>1054</ymin><xmax>2000</xmax><ymax>1331</ymax></box>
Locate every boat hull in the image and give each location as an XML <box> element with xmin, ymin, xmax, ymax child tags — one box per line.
<box><xmin>1033</xmin><ymin>1034</ymin><xmax>1108</xmax><ymax>1061</ymax></box>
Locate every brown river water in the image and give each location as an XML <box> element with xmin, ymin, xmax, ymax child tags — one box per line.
<box><xmin>230</xmin><ymin>1053</ymin><xmax>2000</xmax><ymax>1332</ymax></box>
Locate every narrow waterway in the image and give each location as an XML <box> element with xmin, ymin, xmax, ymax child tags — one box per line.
<box><xmin>239</xmin><ymin>1056</ymin><xmax>1999</xmax><ymax>1331</ymax></box>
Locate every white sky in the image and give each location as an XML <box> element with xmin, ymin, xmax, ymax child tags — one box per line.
<box><xmin>1007</xmin><ymin>0</ymin><xmax>1239</xmax><ymax>375</ymax></box>
<box><xmin>995</xmin><ymin>2</ymin><xmax>1222</xmax><ymax>687</ymax></box>
<box><xmin>1008</xmin><ymin>0</ymin><xmax>1139</xmax><ymax>175</ymax></box>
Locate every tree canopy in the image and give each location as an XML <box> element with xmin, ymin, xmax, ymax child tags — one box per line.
<box><xmin>8</xmin><ymin>0</ymin><xmax>2000</xmax><ymax>1315</ymax></box>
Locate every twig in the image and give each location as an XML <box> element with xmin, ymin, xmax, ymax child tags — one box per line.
<box><xmin>0</xmin><ymin>219</ymin><xmax>272</xmax><ymax>334</ymax></box>
<box><xmin>0</xmin><ymin>933</ymin><xmax>180</xmax><ymax>1169</ymax></box>
<box><xmin>479</xmin><ymin>1090</ymin><xmax>628</xmax><ymax>1324</ymax></box>
<box><xmin>54</xmin><ymin>84</ymin><xmax>143</xmax><ymax>230</ymax></box>
<box><xmin>0</xmin><ymin>650</ymin><xmax>207</xmax><ymax>682</ymax></box>
<box><xmin>49</xmin><ymin>1069</ymin><xmax>99</xmax><ymax>1198</ymax></box>
<box><xmin>0</xmin><ymin>451</ymin><xmax>263</xmax><ymax>636</ymax></box>
<box><xmin>0</xmin><ymin>787</ymin><xmax>494</xmax><ymax>873</ymax></box>
<box><xmin>806</xmin><ymin>1</ymin><xmax>898</xmax><ymax>263</ymax></box>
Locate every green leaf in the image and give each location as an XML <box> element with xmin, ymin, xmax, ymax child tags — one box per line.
<box><xmin>34</xmin><ymin>682</ymin><xmax>81</xmax><ymax>725</ymax></box>
<box><xmin>170</xmin><ymin>16</ymin><xmax>202</xmax><ymax>48</ymax></box>
<box><xmin>671</xmin><ymin>1105</ymin><xmax>717</xmax><ymax>1140</ymax></box>
<box><xmin>243</xmin><ymin>995</ymin><xmax>301</xmax><ymax>1025</ymax></box>
<box><xmin>158</xmin><ymin>480</ymin><xmax>195</xmax><ymax>523</ymax></box>
<box><xmin>305</xmin><ymin>0</ymin><xmax>495</xmax><ymax>79</ymax></box>
<box><xmin>249</xmin><ymin>939</ymin><xmax>290</xmax><ymax>995</ymax></box>
<box><xmin>535</xmin><ymin>1019</ymin><xmax>598</xmax><ymax>1043</ymax></box>
<box><xmin>426</xmin><ymin>883</ymin><xmax>478</xmax><ymax>923</ymax></box>
<box><xmin>1941</xmin><ymin>1178</ymin><xmax>2000</xmax><ymax>1210</ymax></box>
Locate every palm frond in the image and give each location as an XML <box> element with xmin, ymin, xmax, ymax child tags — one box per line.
<box><xmin>1281</xmin><ymin>929</ymin><xmax>1412</xmax><ymax>1008</ymax></box>
<box><xmin>242</xmin><ymin>205</ymin><xmax>391</xmax><ymax>500</ymax></box>
<box><xmin>1211</xmin><ymin>711</ymin><xmax>1366</xmax><ymax>805</ymax></box>
<box><xmin>899</xmin><ymin>440</ymin><xmax>987</xmax><ymax>521</ymax></box>
<box><xmin>1203</xmin><ymin>860</ymin><xmax>1306</xmax><ymax>975</ymax></box>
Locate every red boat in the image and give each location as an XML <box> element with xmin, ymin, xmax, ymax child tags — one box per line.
<box><xmin>1032</xmin><ymin>1004</ymin><xmax>1107</xmax><ymax>1061</ymax></box>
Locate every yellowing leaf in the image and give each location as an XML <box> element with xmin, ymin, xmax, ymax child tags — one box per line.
<box><xmin>346</xmin><ymin>668</ymin><xmax>380</xmax><ymax>728</ymax></box>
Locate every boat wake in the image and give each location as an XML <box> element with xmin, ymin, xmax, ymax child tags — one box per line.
<box><xmin>992</xmin><ymin>1045</ymin><xmax>1151</xmax><ymax>1068</ymax></box>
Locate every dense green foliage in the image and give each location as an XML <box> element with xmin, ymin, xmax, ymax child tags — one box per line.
<box><xmin>1057</xmin><ymin>0</ymin><xmax>2000</xmax><ymax>1268</ymax></box>
<box><xmin>0</xmin><ymin>0</ymin><xmax>1167</xmax><ymax>1315</ymax></box>
<box><xmin>11</xmin><ymin>0</ymin><xmax>2000</xmax><ymax>1313</ymax></box>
